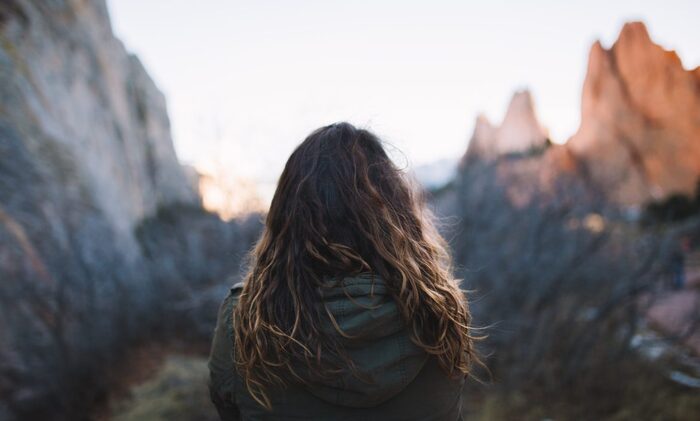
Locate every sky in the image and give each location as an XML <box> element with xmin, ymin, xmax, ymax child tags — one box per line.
<box><xmin>106</xmin><ymin>0</ymin><xmax>700</xmax><ymax>192</ymax></box>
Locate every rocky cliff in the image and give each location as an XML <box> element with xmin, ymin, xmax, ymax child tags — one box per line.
<box><xmin>0</xmin><ymin>1</ymin><xmax>209</xmax><ymax>418</ymax></box>
<box><xmin>460</xmin><ymin>22</ymin><xmax>700</xmax><ymax>208</ymax></box>
<box><xmin>0</xmin><ymin>0</ymin><xmax>198</xmax><ymax>258</ymax></box>
<box><xmin>567</xmin><ymin>22</ymin><xmax>700</xmax><ymax>205</ymax></box>
<box><xmin>464</xmin><ymin>90</ymin><xmax>549</xmax><ymax>161</ymax></box>
<box><xmin>457</xmin><ymin>90</ymin><xmax>576</xmax><ymax>208</ymax></box>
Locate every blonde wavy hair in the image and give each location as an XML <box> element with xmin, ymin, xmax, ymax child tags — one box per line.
<box><xmin>233</xmin><ymin>122</ymin><xmax>479</xmax><ymax>408</ymax></box>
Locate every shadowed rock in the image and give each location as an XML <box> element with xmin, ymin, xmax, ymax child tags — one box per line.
<box><xmin>0</xmin><ymin>0</ymin><xmax>198</xmax><ymax>257</ymax></box>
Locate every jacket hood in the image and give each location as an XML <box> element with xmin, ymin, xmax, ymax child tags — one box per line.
<box><xmin>304</xmin><ymin>273</ymin><xmax>428</xmax><ymax>408</ymax></box>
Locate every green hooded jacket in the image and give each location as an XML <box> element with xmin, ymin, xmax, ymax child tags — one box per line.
<box><xmin>208</xmin><ymin>274</ymin><xmax>465</xmax><ymax>420</ymax></box>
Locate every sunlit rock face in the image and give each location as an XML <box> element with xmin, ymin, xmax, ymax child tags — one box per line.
<box><xmin>0</xmin><ymin>0</ymin><xmax>197</xmax><ymax>257</ymax></box>
<box><xmin>457</xmin><ymin>90</ymin><xmax>565</xmax><ymax>208</ymax></box>
<box><xmin>567</xmin><ymin>21</ymin><xmax>700</xmax><ymax>205</ymax></box>
<box><xmin>460</xmin><ymin>22</ymin><xmax>700</xmax><ymax>208</ymax></box>
<box><xmin>464</xmin><ymin>90</ymin><xmax>549</xmax><ymax>161</ymax></box>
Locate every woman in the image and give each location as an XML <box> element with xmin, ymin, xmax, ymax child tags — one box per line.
<box><xmin>209</xmin><ymin>122</ymin><xmax>478</xmax><ymax>420</ymax></box>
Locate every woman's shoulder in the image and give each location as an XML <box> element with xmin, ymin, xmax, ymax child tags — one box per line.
<box><xmin>208</xmin><ymin>282</ymin><xmax>245</xmax><ymax>418</ymax></box>
<box><xmin>229</xmin><ymin>281</ymin><xmax>244</xmax><ymax>301</ymax></box>
<box><xmin>219</xmin><ymin>281</ymin><xmax>244</xmax><ymax>331</ymax></box>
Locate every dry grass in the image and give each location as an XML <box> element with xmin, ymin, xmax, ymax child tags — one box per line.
<box><xmin>109</xmin><ymin>355</ymin><xmax>218</xmax><ymax>421</ymax></box>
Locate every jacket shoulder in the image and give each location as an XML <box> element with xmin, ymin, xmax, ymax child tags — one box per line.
<box><xmin>208</xmin><ymin>281</ymin><xmax>245</xmax><ymax>418</ymax></box>
<box><xmin>230</xmin><ymin>281</ymin><xmax>244</xmax><ymax>296</ymax></box>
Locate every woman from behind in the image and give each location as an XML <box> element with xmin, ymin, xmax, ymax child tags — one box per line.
<box><xmin>209</xmin><ymin>122</ymin><xmax>478</xmax><ymax>420</ymax></box>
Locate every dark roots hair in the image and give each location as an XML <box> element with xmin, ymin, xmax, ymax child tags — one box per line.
<box><xmin>233</xmin><ymin>122</ymin><xmax>478</xmax><ymax>407</ymax></box>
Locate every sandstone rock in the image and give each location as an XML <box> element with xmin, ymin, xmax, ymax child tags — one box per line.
<box><xmin>458</xmin><ymin>90</ymin><xmax>560</xmax><ymax>207</ymax></box>
<box><xmin>567</xmin><ymin>22</ymin><xmax>700</xmax><ymax>205</ymax></box>
<box><xmin>461</xmin><ymin>22</ymin><xmax>700</xmax><ymax>208</ymax></box>
<box><xmin>464</xmin><ymin>90</ymin><xmax>549</xmax><ymax>162</ymax></box>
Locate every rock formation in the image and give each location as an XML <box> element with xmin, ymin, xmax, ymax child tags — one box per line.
<box><xmin>567</xmin><ymin>22</ymin><xmax>700</xmax><ymax>205</ymax></box>
<box><xmin>464</xmin><ymin>90</ymin><xmax>549</xmax><ymax>161</ymax></box>
<box><xmin>0</xmin><ymin>1</ymin><xmax>208</xmax><ymax>417</ymax></box>
<box><xmin>457</xmin><ymin>90</ymin><xmax>572</xmax><ymax>208</ymax></box>
<box><xmin>0</xmin><ymin>0</ymin><xmax>198</xmax><ymax>258</ymax></box>
<box><xmin>460</xmin><ymin>22</ymin><xmax>700</xmax><ymax>208</ymax></box>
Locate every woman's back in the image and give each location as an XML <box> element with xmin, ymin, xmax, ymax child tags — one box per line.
<box><xmin>209</xmin><ymin>275</ymin><xmax>465</xmax><ymax>420</ymax></box>
<box><xmin>208</xmin><ymin>122</ymin><xmax>476</xmax><ymax>420</ymax></box>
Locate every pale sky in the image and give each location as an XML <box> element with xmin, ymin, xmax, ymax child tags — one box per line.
<box><xmin>107</xmin><ymin>0</ymin><xmax>699</xmax><ymax>188</ymax></box>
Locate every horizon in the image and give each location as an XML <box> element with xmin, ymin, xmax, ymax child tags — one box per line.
<box><xmin>107</xmin><ymin>0</ymin><xmax>700</xmax><ymax>201</ymax></box>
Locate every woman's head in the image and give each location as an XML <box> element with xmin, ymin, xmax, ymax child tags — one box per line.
<box><xmin>234</xmin><ymin>122</ymin><xmax>476</xmax><ymax>407</ymax></box>
<box><xmin>267</xmin><ymin>122</ymin><xmax>422</xmax><ymax>276</ymax></box>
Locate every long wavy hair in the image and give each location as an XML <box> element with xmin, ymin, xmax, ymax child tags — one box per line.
<box><xmin>233</xmin><ymin>122</ymin><xmax>478</xmax><ymax>408</ymax></box>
